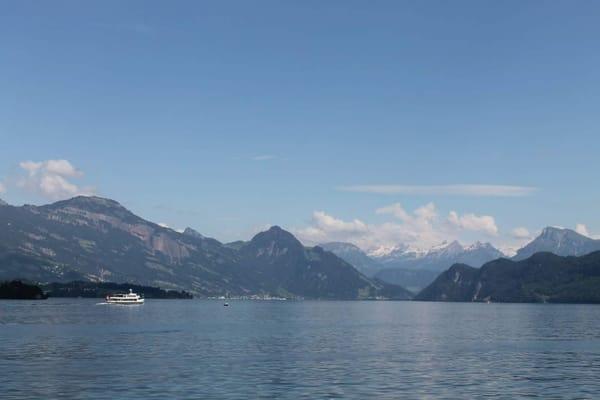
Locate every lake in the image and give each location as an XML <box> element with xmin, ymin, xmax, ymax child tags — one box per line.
<box><xmin>2</xmin><ymin>299</ymin><xmax>600</xmax><ymax>399</ymax></box>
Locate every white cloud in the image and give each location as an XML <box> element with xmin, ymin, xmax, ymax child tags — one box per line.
<box><xmin>511</xmin><ymin>227</ymin><xmax>531</xmax><ymax>239</ymax></box>
<box><xmin>447</xmin><ymin>211</ymin><xmax>498</xmax><ymax>236</ymax></box>
<box><xmin>295</xmin><ymin>212</ymin><xmax>368</xmax><ymax>243</ymax></box>
<box><xmin>415</xmin><ymin>202</ymin><xmax>438</xmax><ymax>221</ymax></box>
<box><xmin>252</xmin><ymin>155</ymin><xmax>276</xmax><ymax>161</ymax></box>
<box><xmin>377</xmin><ymin>202</ymin><xmax>437</xmax><ymax>224</ymax></box>
<box><xmin>18</xmin><ymin>159</ymin><xmax>95</xmax><ymax>200</ymax></box>
<box><xmin>295</xmin><ymin>210</ymin><xmax>417</xmax><ymax>250</ymax></box>
<box><xmin>575</xmin><ymin>223</ymin><xmax>590</xmax><ymax>237</ymax></box>
<box><xmin>298</xmin><ymin>201</ymin><xmax>500</xmax><ymax>251</ymax></box>
<box><xmin>295</xmin><ymin>202</ymin><xmax>505</xmax><ymax>251</ymax></box>
<box><xmin>376</xmin><ymin>203</ymin><xmax>411</xmax><ymax>221</ymax></box>
<box><xmin>337</xmin><ymin>184</ymin><xmax>537</xmax><ymax>197</ymax></box>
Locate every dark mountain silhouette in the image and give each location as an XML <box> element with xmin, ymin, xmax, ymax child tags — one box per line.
<box><xmin>416</xmin><ymin>251</ymin><xmax>600</xmax><ymax>303</ymax></box>
<box><xmin>0</xmin><ymin>196</ymin><xmax>411</xmax><ymax>299</ymax></box>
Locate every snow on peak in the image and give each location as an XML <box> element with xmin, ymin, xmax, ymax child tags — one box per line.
<box><xmin>367</xmin><ymin>244</ymin><xmax>407</xmax><ymax>258</ymax></box>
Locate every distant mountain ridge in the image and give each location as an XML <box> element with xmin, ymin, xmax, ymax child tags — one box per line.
<box><xmin>0</xmin><ymin>196</ymin><xmax>411</xmax><ymax>300</ymax></box>
<box><xmin>415</xmin><ymin>251</ymin><xmax>600</xmax><ymax>303</ymax></box>
<box><xmin>372</xmin><ymin>240</ymin><xmax>504</xmax><ymax>291</ymax></box>
<box><xmin>319</xmin><ymin>242</ymin><xmax>383</xmax><ymax>277</ymax></box>
<box><xmin>319</xmin><ymin>240</ymin><xmax>504</xmax><ymax>292</ymax></box>
<box><xmin>321</xmin><ymin>227</ymin><xmax>600</xmax><ymax>298</ymax></box>
<box><xmin>3</xmin><ymin>195</ymin><xmax>599</xmax><ymax>301</ymax></box>
<box><xmin>241</xmin><ymin>227</ymin><xmax>410</xmax><ymax>299</ymax></box>
<box><xmin>373</xmin><ymin>240</ymin><xmax>505</xmax><ymax>272</ymax></box>
<box><xmin>513</xmin><ymin>227</ymin><xmax>600</xmax><ymax>260</ymax></box>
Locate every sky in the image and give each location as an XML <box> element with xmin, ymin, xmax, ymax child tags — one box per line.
<box><xmin>1</xmin><ymin>0</ymin><xmax>600</xmax><ymax>253</ymax></box>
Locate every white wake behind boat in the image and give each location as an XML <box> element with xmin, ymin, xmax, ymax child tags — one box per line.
<box><xmin>106</xmin><ymin>289</ymin><xmax>144</xmax><ymax>305</ymax></box>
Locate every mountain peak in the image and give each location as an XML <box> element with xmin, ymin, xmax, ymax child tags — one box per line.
<box><xmin>39</xmin><ymin>195</ymin><xmax>141</xmax><ymax>224</ymax></box>
<box><xmin>0</xmin><ymin>198</ymin><xmax>7</xmax><ymax>206</ymax></box>
<box><xmin>447</xmin><ymin>240</ymin><xmax>463</xmax><ymax>249</ymax></box>
<box><xmin>265</xmin><ymin>225</ymin><xmax>285</xmax><ymax>233</ymax></box>
<box><xmin>430</xmin><ymin>240</ymin><xmax>463</xmax><ymax>254</ymax></box>
<box><xmin>514</xmin><ymin>226</ymin><xmax>600</xmax><ymax>260</ymax></box>
<box><xmin>540</xmin><ymin>226</ymin><xmax>582</xmax><ymax>239</ymax></box>
<box><xmin>51</xmin><ymin>195</ymin><xmax>127</xmax><ymax>211</ymax></box>
<box><xmin>245</xmin><ymin>226</ymin><xmax>304</xmax><ymax>259</ymax></box>
<box><xmin>183</xmin><ymin>227</ymin><xmax>205</xmax><ymax>240</ymax></box>
<box><xmin>252</xmin><ymin>225</ymin><xmax>299</xmax><ymax>243</ymax></box>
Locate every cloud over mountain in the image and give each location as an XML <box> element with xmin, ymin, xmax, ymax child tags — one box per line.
<box><xmin>511</xmin><ymin>227</ymin><xmax>531</xmax><ymax>239</ymax></box>
<box><xmin>296</xmin><ymin>202</ymin><xmax>500</xmax><ymax>251</ymax></box>
<box><xmin>447</xmin><ymin>211</ymin><xmax>498</xmax><ymax>236</ymax></box>
<box><xmin>17</xmin><ymin>159</ymin><xmax>95</xmax><ymax>200</ymax></box>
<box><xmin>576</xmin><ymin>224</ymin><xmax>590</xmax><ymax>237</ymax></box>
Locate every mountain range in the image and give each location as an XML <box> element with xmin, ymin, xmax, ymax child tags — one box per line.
<box><xmin>321</xmin><ymin>240</ymin><xmax>505</xmax><ymax>292</ymax></box>
<box><xmin>0</xmin><ymin>196</ymin><xmax>411</xmax><ymax>300</ymax></box>
<box><xmin>321</xmin><ymin>227</ymin><xmax>600</xmax><ymax>292</ymax></box>
<box><xmin>373</xmin><ymin>240</ymin><xmax>505</xmax><ymax>271</ymax></box>
<box><xmin>415</xmin><ymin>251</ymin><xmax>600</xmax><ymax>303</ymax></box>
<box><xmin>1</xmin><ymin>194</ymin><xmax>599</xmax><ymax>301</ymax></box>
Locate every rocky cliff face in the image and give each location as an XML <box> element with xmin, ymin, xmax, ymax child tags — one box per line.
<box><xmin>0</xmin><ymin>196</ymin><xmax>242</xmax><ymax>294</ymax></box>
<box><xmin>0</xmin><ymin>197</ymin><xmax>411</xmax><ymax>299</ymax></box>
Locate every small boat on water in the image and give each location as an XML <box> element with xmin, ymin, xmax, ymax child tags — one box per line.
<box><xmin>106</xmin><ymin>289</ymin><xmax>144</xmax><ymax>305</ymax></box>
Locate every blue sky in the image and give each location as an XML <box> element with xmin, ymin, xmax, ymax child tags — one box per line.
<box><xmin>1</xmin><ymin>1</ymin><xmax>599</xmax><ymax>251</ymax></box>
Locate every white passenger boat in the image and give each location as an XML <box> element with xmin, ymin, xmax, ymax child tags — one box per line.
<box><xmin>105</xmin><ymin>289</ymin><xmax>144</xmax><ymax>305</ymax></box>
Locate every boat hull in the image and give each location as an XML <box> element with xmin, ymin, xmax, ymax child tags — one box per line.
<box><xmin>106</xmin><ymin>299</ymin><xmax>144</xmax><ymax>305</ymax></box>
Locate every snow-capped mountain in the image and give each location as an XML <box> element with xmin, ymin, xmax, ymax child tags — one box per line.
<box><xmin>513</xmin><ymin>227</ymin><xmax>600</xmax><ymax>260</ymax></box>
<box><xmin>320</xmin><ymin>241</ymin><xmax>450</xmax><ymax>292</ymax></box>
<box><xmin>367</xmin><ymin>243</ymin><xmax>426</xmax><ymax>259</ymax></box>
<box><xmin>372</xmin><ymin>240</ymin><xmax>505</xmax><ymax>272</ymax></box>
<box><xmin>324</xmin><ymin>240</ymin><xmax>505</xmax><ymax>292</ymax></box>
<box><xmin>323</xmin><ymin>228</ymin><xmax>600</xmax><ymax>293</ymax></box>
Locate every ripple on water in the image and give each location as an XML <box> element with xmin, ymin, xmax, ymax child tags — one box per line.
<box><xmin>1</xmin><ymin>299</ymin><xmax>600</xmax><ymax>399</ymax></box>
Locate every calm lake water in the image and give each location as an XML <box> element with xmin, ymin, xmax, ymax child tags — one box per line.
<box><xmin>1</xmin><ymin>299</ymin><xmax>600</xmax><ymax>399</ymax></box>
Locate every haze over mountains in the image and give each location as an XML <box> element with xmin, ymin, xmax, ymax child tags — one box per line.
<box><xmin>321</xmin><ymin>226</ymin><xmax>600</xmax><ymax>292</ymax></box>
<box><xmin>0</xmin><ymin>196</ymin><xmax>410</xmax><ymax>300</ymax></box>
<box><xmin>321</xmin><ymin>239</ymin><xmax>506</xmax><ymax>292</ymax></box>
<box><xmin>319</xmin><ymin>242</ymin><xmax>383</xmax><ymax>277</ymax></box>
